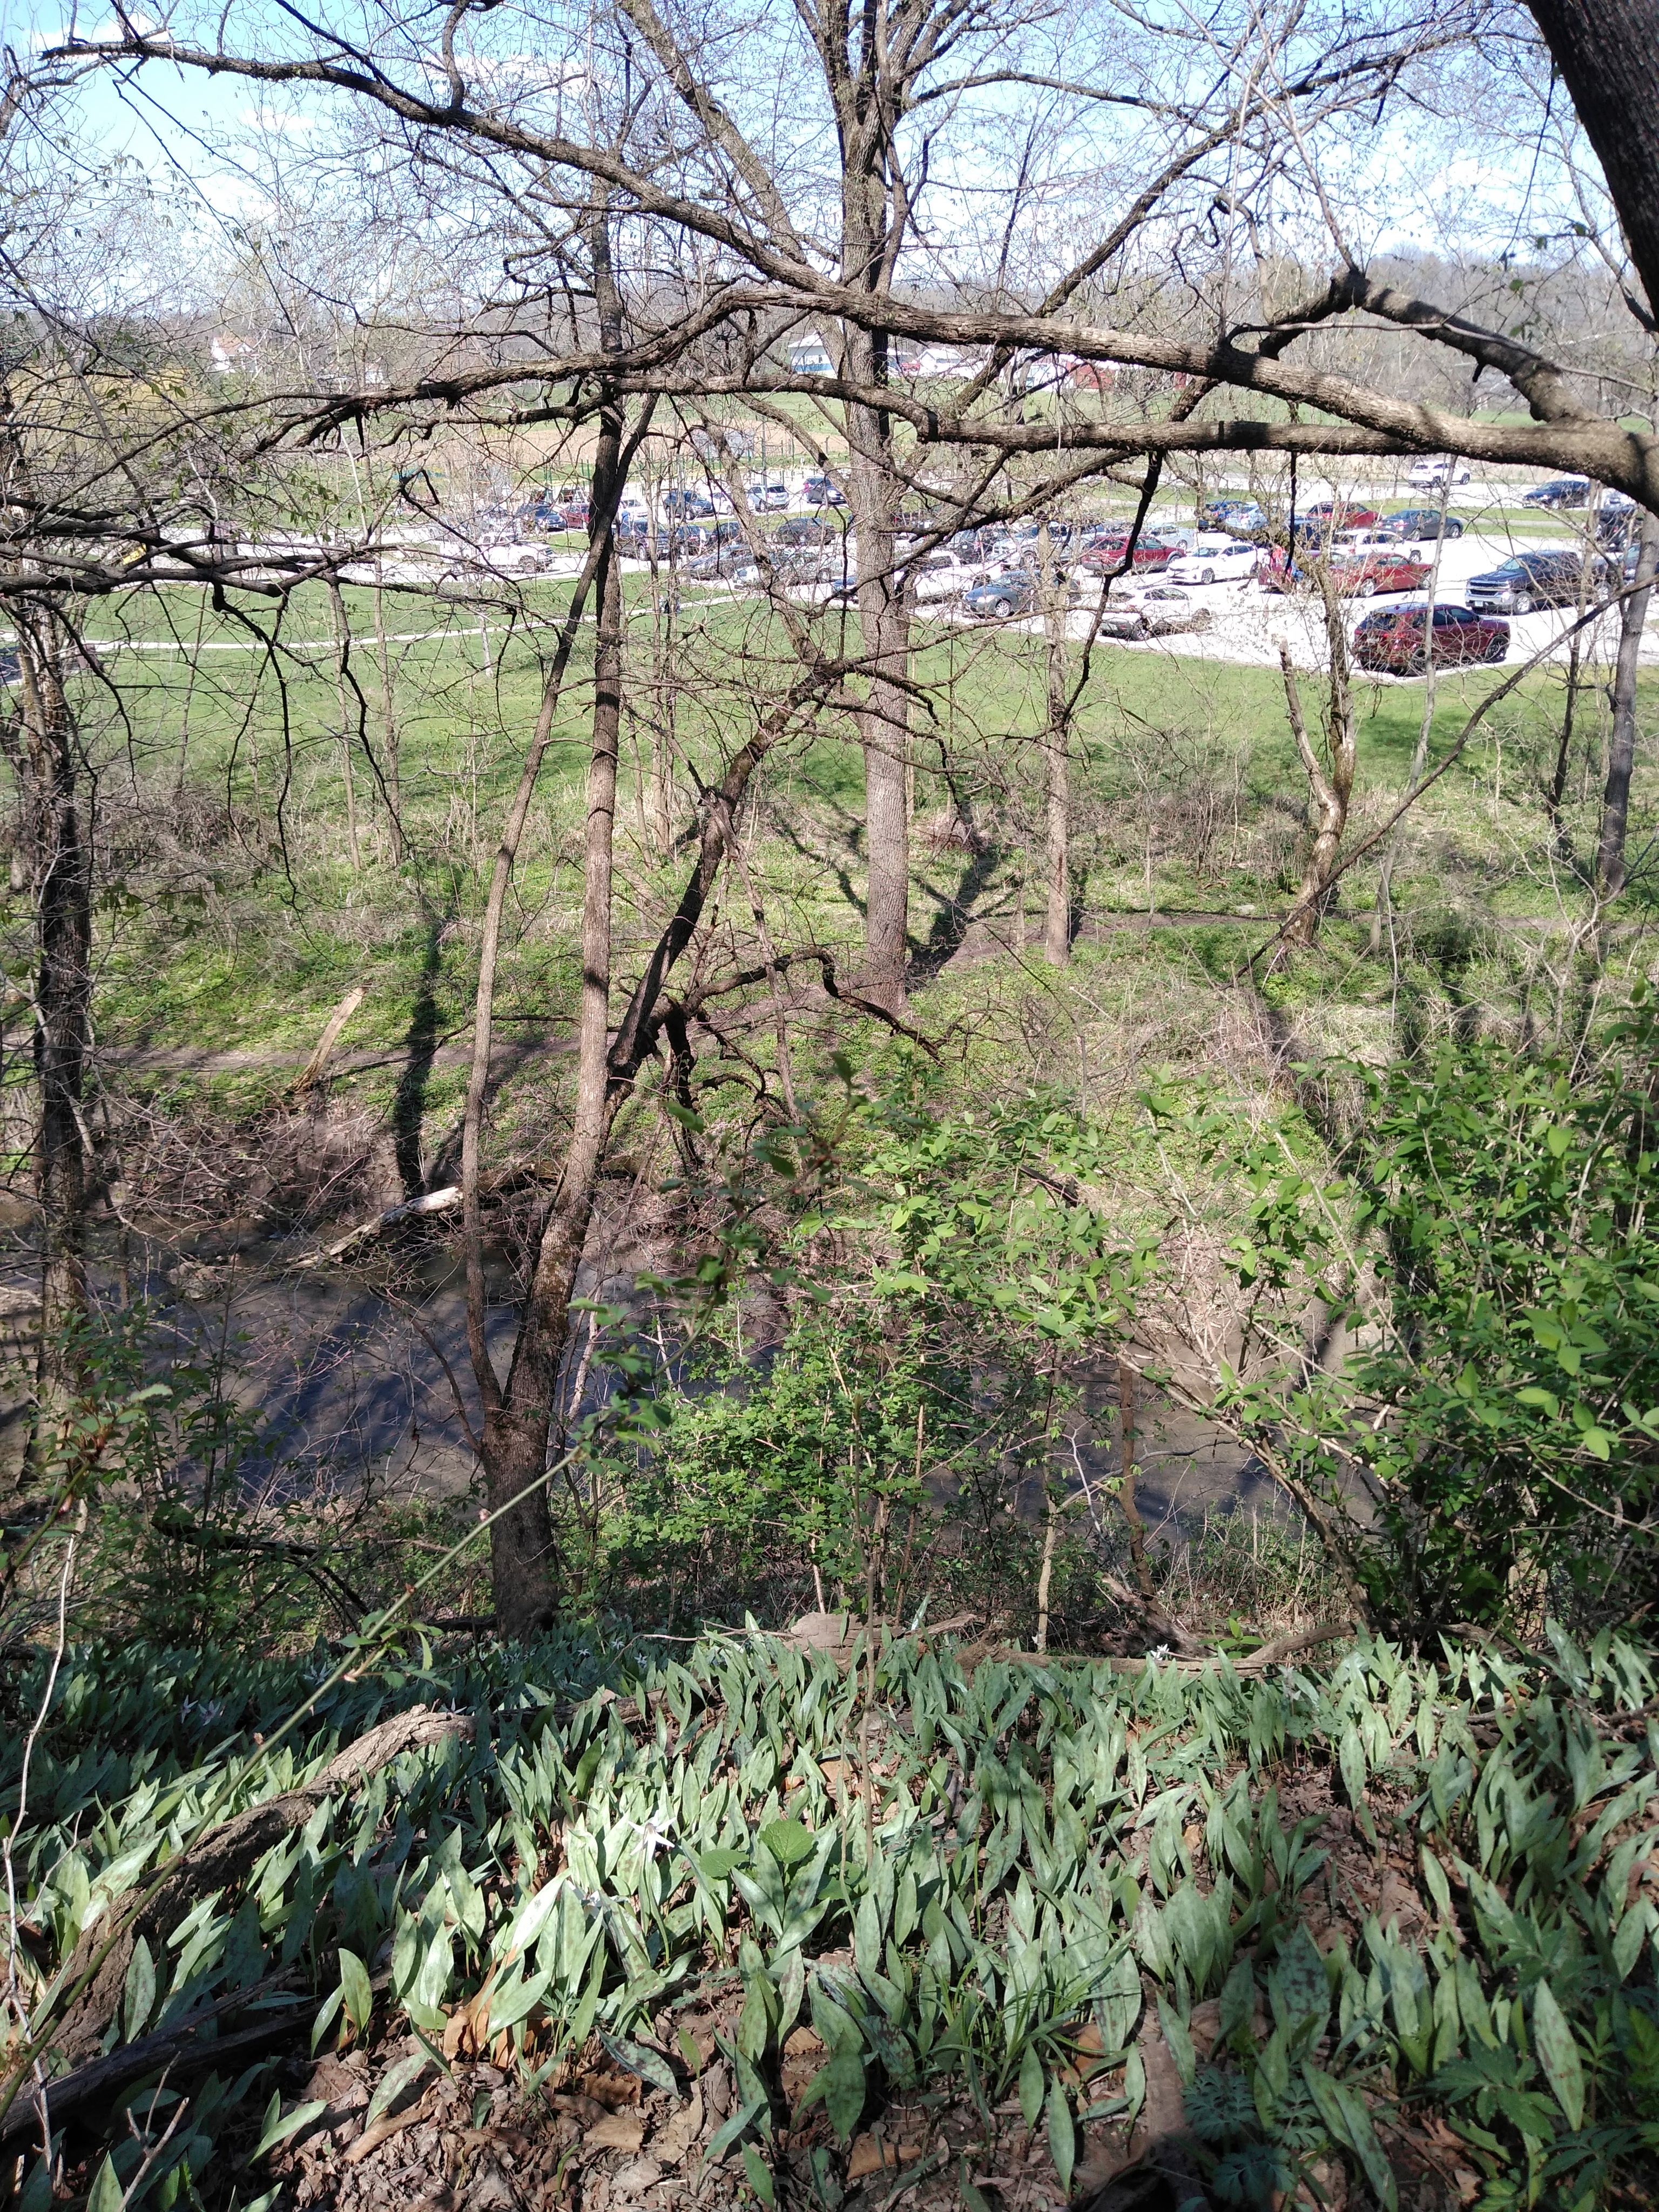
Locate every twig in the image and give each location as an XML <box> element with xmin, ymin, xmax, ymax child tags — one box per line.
<box><xmin>2</xmin><ymin>1503</ymin><xmax>81</xmax><ymax>2170</ymax></box>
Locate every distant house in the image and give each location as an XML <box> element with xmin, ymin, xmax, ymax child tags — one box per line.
<box><xmin>1063</xmin><ymin>358</ymin><xmax>1115</xmax><ymax>393</ymax></box>
<box><xmin>788</xmin><ymin>337</ymin><xmax>834</xmax><ymax>376</ymax></box>
<box><xmin>210</xmin><ymin>333</ymin><xmax>258</xmax><ymax>375</ymax></box>
<box><xmin>908</xmin><ymin>344</ymin><xmax>983</xmax><ymax>379</ymax></box>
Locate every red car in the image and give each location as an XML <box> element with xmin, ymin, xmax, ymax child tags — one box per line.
<box><xmin>1330</xmin><ymin>549</ymin><xmax>1432</xmax><ymax>597</ymax></box>
<box><xmin>1078</xmin><ymin>531</ymin><xmax>1180</xmax><ymax>573</ymax></box>
<box><xmin>1294</xmin><ymin>501</ymin><xmax>1379</xmax><ymax>539</ymax></box>
<box><xmin>1352</xmin><ymin>602</ymin><xmax>1508</xmax><ymax>673</ymax></box>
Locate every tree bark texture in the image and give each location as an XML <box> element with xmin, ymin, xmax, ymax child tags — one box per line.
<box><xmin>1280</xmin><ymin>583</ymin><xmax>1357</xmax><ymax>948</ymax></box>
<box><xmin>1527</xmin><ymin>0</ymin><xmax>1659</xmax><ymax>324</ymax></box>
<box><xmin>1038</xmin><ymin>520</ymin><xmax>1072</xmax><ymax>965</ymax></box>
<box><xmin>11</xmin><ymin>609</ymin><xmax>91</xmax><ymax>1399</ymax></box>
<box><xmin>1597</xmin><ymin>514</ymin><xmax>1659</xmax><ymax>901</ymax></box>
<box><xmin>846</xmin><ymin>378</ymin><xmax>911</xmax><ymax>1010</ymax></box>
<box><xmin>466</xmin><ymin>206</ymin><xmax>631</xmax><ymax>1638</ymax></box>
<box><xmin>835</xmin><ymin>49</ymin><xmax>911</xmax><ymax>1011</ymax></box>
<box><xmin>476</xmin><ymin>521</ymin><xmax>622</xmax><ymax>1636</ymax></box>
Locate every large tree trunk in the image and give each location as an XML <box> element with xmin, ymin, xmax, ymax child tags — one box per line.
<box><xmin>1597</xmin><ymin>513</ymin><xmax>1659</xmax><ymax>901</ymax></box>
<box><xmin>1527</xmin><ymin>1</ymin><xmax>1659</xmax><ymax>324</ymax></box>
<box><xmin>466</xmin><ymin>207</ymin><xmax>630</xmax><ymax>1638</ymax></box>
<box><xmin>12</xmin><ymin>609</ymin><xmax>91</xmax><ymax>1413</ymax></box>
<box><xmin>1038</xmin><ymin>519</ymin><xmax>1071</xmax><ymax>966</ymax></box>
<box><xmin>475</xmin><ymin>512</ymin><xmax>622</xmax><ymax>1636</ymax></box>
<box><xmin>1279</xmin><ymin>578</ymin><xmax>1357</xmax><ymax>949</ymax></box>
<box><xmin>845</xmin><ymin>367</ymin><xmax>911</xmax><ymax>1009</ymax></box>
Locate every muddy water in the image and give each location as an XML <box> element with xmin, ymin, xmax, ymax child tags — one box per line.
<box><xmin>1</xmin><ymin>1224</ymin><xmax>1285</xmax><ymax>1546</ymax></box>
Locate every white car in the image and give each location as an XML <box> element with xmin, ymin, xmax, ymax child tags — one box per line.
<box><xmin>460</xmin><ymin>541</ymin><xmax>551</xmax><ymax>577</ymax></box>
<box><xmin>1096</xmin><ymin>584</ymin><xmax>1212</xmax><ymax>638</ymax></box>
<box><xmin>905</xmin><ymin>550</ymin><xmax>972</xmax><ymax>604</ymax></box>
<box><xmin>1165</xmin><ymin>535</ymin><xmax>1258</xmax><ymax>584</ymax></box>
<box><xmin>1407</xmin><ymin>456</ymin><xmax>1472</xmax><ymax>488</ymax></box>
<box><xmin>1328</xmin><ymin>532</ymin><xmax>1411</xmax><ymax>561</ymax></box>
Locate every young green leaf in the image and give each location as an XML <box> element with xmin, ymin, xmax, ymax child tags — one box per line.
<box><xmin>251</xmin><ymin>2096</ymin><xmax>328</xmax><ymax>2161</ymax></box>
<box><xmin>741</xmin><ymin>2142</ymin><xmax>776</xmax><ymax>2205</ymax></box>
<box><xmin>1046</xmin><ymin>2081</ymin><xmax>1075</xmax><ymax>2197</ymax></box>
<box><xmin>338</xmin><ymin>1947</ymin><xmax>373</xmax><ymax>2039</ymax></box>
<box><xmin>363</xmin><ymin>2053</ymin><xmax>430</xmax><ymax>2133</ymax></box>
<box><xmin>1531</xmin><ymin>1980</ymin><xmax>1585</xmax><ymax>2132</ymax></box>
<box><xmin>87</xmin><ymin>2155</ymin><xmax>124</xmax><ymax>2212</ymax></box>
<box><xmin>1019</xmin><ymin>2043</ymin><xmax>1045</xmax><ymax>2130</ymax></box>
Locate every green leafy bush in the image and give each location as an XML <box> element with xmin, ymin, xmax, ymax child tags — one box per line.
<box><xmin>1169</xmin><ymin>999</ymin><xmax>1659</xmax><ymax>1636</ymax></box>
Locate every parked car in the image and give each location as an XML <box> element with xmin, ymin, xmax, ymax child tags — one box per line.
<box><xmin>1521</xmin><ymin>476</ymin><xmax>1590</xmax><ymax>509</ymax></box>
<box><xmin>1352</xmin><ymin>602</ymin><xmax>1508</xmax><ymax>673</ymax></box>
<box><xmin>663</xmin><ymin>486</ymin><xmax>716</xmax><ymax>518</ymax></box>
<box><xmin>684</xmin><ymin>545</ymin><xmax>756</xmax><ymax>581</ymax></box>
<box><xmin>801</xmin><ymin>474</ymin><xmax>847</xmax><ymax>507</ymax></box>
<box><xmin>949</xmin><ymin>527</ymin><xmax>1001</xmax><ymax>561</ymax></box>
<box><xmin>1466</xmin><ymin>549</ymin><xmax>1606</xmax><ymax>613</ymax></box>
<box><xmin>1197</xmin><ymin>496</ymin><xmax>1268</xmax><ymax>534</ymax></box>
<box><xmin>1375</xmin><ymin>508</ymin><xmax>1465</xmax><ymax>542</ymax></box>
<box><xmin>1077</xmin><ymin>530</ymin><xmax>1178</xmax><ymax>574</ymax></box>
<box><xmin>666</xmin><ymin>523</ymin><xmax>723</xmax><ymax>556</ymax></box>
<box><xmin>776</xmin><ymin>515</ymin><xmax>839</xmax><ymax>547</ymax></box>
<box><xmin>1165</xmin><ymin>535</ymin><xmax>1259</xmax><ymax>584</ymax></box>
<box><xmin>1293</xmin><ymin>502</ymin><xmax>1379</xmax><ymax>541</ymax></box>
<box><xmin>478</xmin><ymin>540</ymin><xmax>552</xmax><ymax>576</ymax></box>
<box><xmin>745</xmin><ymin>480</ymin><xmax>791</xmax><ymax>511</ymax></box>
<box><xmin>1596</xmin><ymin>491</ymin><xmax>1638</xmax><ymax>548</ymax></box>
<box><xmin>1327</xmin><ymin>544</ymin><xmax>1433</xmax><ymax>597</ymax></box>
<box><xmin>905</xmin><ymin>550</ymin><xmax>972</xmax><ymax>604</ymax></box>
<box><xmin>0</xmin><ymin>646</ymin><xmax>18</xmax><ymax>685</ymax></box>
<box><xmin>1407</xmin><ymin>456</ymin><xmax>1472</xmax><ymax>488</ymax></box>
<box><xmin>730</xmin><ymin>545</ymin><xmax>835</xmax><ymax>590</ymax></box>
<box><xmin>963</xmin><ymin>568</ymin><xmax>1076</xmax><ymax>618</ymax></box>
<box><xmin>1096</xmin><ymin>585</ymin><xmax>1212</xmax><ymax>639</ymax></box>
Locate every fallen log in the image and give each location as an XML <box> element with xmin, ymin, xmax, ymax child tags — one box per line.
<box><xmin>0</xmin><ymin>1978</ymin><xmax>305</xmax><ymax>2143</ymax></box>
<box><xmin>45</xmin><ymin>1705</ymin><xmax>474</xmax><ymax>2069</ymax></box>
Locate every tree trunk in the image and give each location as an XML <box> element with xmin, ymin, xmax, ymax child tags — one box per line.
<box><xmin>328</xmin><ymin>581</ymin><xmax>361</xmax><ymax>869</ymax></box>
<box><xmin>372</xmin><ymin>568</ymin><xmax>403</xmax><ymax>864</ymax></box>
<box><xmin>1038</xmin><ymin>518</ymin><xmax>1071</xmax><ymax>966</ymax></box>
<box><xmin>13</xmin><ymin>610</ymin><xmax>91</xmax><ymax>1413</ymax></box>
<box><xmin>1527</xmin><ymin>0</ymin><xmax>1659</xmax><ymax>323</ymax></box>
<box><xmin>847</xmin><ymin>395</ymin><xmax>910</xmax><ymax>1009</ymax></box>
<box><xmin>467</xmin><ymin>207</ymin><xmax>631</xmax><ymax>1638</ymax></box>
<box><xmin>1597</xmin><ymin>513</ymin><xmax>1659</xmax><ymax>901</ymax></box>
<box><xmin>1280</xmin><ymin>580</ymin><xmax>1357</xmax><ymax>949</ymax></box>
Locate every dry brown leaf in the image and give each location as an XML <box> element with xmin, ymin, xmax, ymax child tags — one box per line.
<box><xmin>783</xmin><ymin>2026</ymin><xmax>825</xmax><ymax>2059</ymax></box>
<box><xmin>585</xmin><ymin>2113</ymin><xmax>646</xmax><ymax>2156</ymax></box>
<box><xmin>344</xmin><ymin>2108</ymin><xmax>423</xmax><ymax>2167</ymax></box>
<box><xmin>653</xmin><ymin>2088</ymin><xmax>704</xmax><ymax>2169</ymax></box>
<box><xmin>846</xmin><ymin>2136</ymin><xmax>921</xmax><ymax>2181</ymax></box>
<box><xmin>578</xmin><ymin>2067</ymin><xmax>643</xmax><ymax>2108</ymax></box>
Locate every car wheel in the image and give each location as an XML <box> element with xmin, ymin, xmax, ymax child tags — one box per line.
<box><xmin>1486</xmin><ymin>639</ymin><xmax>1507</xmax><ymax>662</ymax></box>
<box><xmin>1513</xmin><ymin>594</ymin><xmax>1533</xmax><ymax>615</ymax></box>
<box><xmin>993</xmin><ymin>597</ymin><xmax>1013</xmax><ymax>618</ymax></box>
<box><xmin>1447</xmin><ymin>520</ymin><xmax>1464</xmax><ymax>536</ymax></box>
<box><xmin>1357</xmin><ymin>577</ymin><xmax>1377</xmax><ymax>598</ymax></box>
<box><xmin>1202</xmin><ymin>566</ymin><xmax>1215</xmax><ymax>584</ymax></box>
<box><xmin>1408</xmin><ymin>651</ymin><xmax>1428</xmax><ymax>676</ymax></box>
<box><xmin>1132</xmin><ymin>616</ymin><xmax>1150</xmax><ymax>640</ymax></box>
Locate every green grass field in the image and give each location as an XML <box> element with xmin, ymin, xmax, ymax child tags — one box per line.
<box><xmin>22</xmin><ymin>567</ymin><xmax>1651</xmax><ymax>1138</ymax></box>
